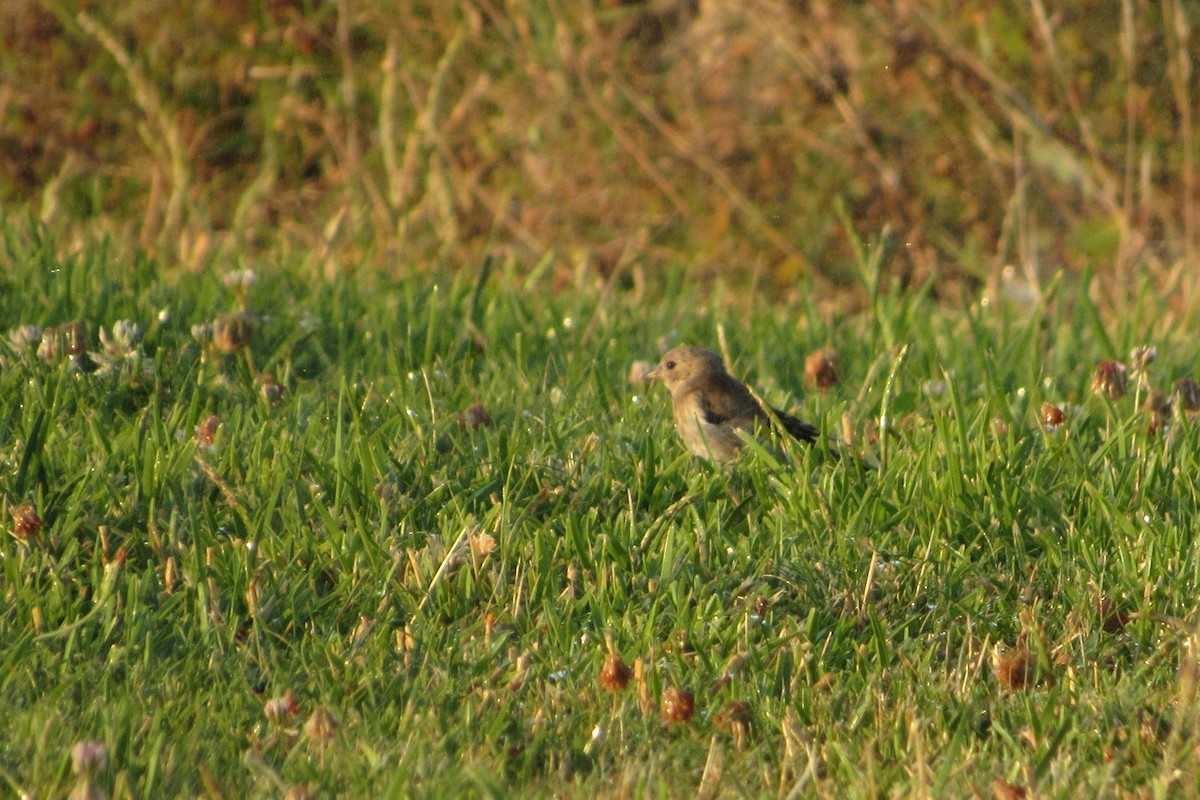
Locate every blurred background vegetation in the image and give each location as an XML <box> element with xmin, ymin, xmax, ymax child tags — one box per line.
<box><xmin>1</xmin><ymin>0</ymin><xmax>1197</xmax><ymax>306</ymax></box>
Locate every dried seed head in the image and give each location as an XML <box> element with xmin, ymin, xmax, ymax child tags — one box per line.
<box><xmin>11</xmin><ymin>502</ymin><xmax>43</xmax><ymax>539</ymax></box>
<box><xmin>61</xmin><ymin>322</ymin><xmax>87</xmax><ymax>357</ymax></box>
<box><xmin>660</xmin><ymin>686</ymin><xmax>695</xmax><ymax>723</ymax></box>
<box><xmin>459</xmin><ymin>402</ymin><xmax>493</xmax><ymax>429</ymax></box>
<box><xmin>196</xmin><ymin>415</ymin><xmax>223</xmax><ymax>446</ymax></box>
<box><xmin>304</xmin><ymin>706</ymin><xmax>339</xmax><ymax>746</ymax></box>
<box><xmin>991</xmin><ymin>644</ymin><xmax>1036</xmax><ymax>691</ymax></box>
<box><xmin>862</xmin><ymin>418</ymin><xmax>881</xmax><ymax>445</ymax></box>
<box><xmin>8</xmin><ymin>325</ymin><xmax>43</xmax><ymax>350</ymax></box>
<box><xmin>37</xmin><ymin>325</ymin><xmax>65</xmax><ymax>361</ymax></box>
<box><xmin>599</xmin><ymin>651</ymin><xmax>633</xmax><ymax>693</ymax></box>
<box><xmin>991</xmin><ymin>777</ymin><xmax>1028</xmax><ymax>800</ymax></box>
<box><xmin>70</xmin><ymin>740</ymin><xmax>108</xmax><ymax>777</ymax></box>
<box><xmin>1040</xmin><ymin>402</ymin><xmax>1065</xmax><ymax>430</ymax></box>
<box><xmin>264</xmin><ymin>689</ymin><xmax>300</xmax><ymax>724</ymax></box>
<box><xmin>805</xmin><ymin>349</ymin><xmax>840</xmax><ymax>390</ymax></box>
<box><xmin>257</xmin><ymin>373</ymin><xmax>285</xmax><ymax>407</ymax></box>
<box><xmin>713</xmin><ymin>700</ymin><xmax>752</xmax><ymax>745</ymax></box>
<box><xmin>722</xmin><ymin>653</ymin><xmax>747</xmax><ymax>680</ymax></box>
<box><xmin>469</xmin><ymin>531</ymin><xmax>496</xmax><ymax>560</ymax></box>
<box><xmin>1091</xmin><ymin>360</ymin><xmax>1128</xmax><ymax>400</ymax></box>
<box><xmin>212</xmin><ymin>312</ymin><xmax>256</xmax><ymax>354</ymax></box>
<box><xmin>1097</xmin><ymin>597</ymin><xmax>1131</xmax><ymax>634</ymax></box>
<box><xmin>1175</xmin><ymin>378</ymin><xmax>1200</xmax><ymax>415</ymax></box>
<box><xmin>99</xmin><ymin>320</ymin><xmax>141</xmax><ymax>356</ymax></box>
<box><xmin>223</xmin><ymin>269</ymin><xmax>259</xmax><ymax>293</ymax></box>
<box><xmin>1130</xmin><ymin>345</ymin><xmax>1157</xmax><ymax>371</ymax></box>
<box><xmin>1143</xmin><ymin>391</ymin><xmax>1172</xmax><ymax>436</ymax></box>
<box><xmin>190</xmin><ymin>323</ymin><xmax>213</xmax><ymax>343</ymax></box>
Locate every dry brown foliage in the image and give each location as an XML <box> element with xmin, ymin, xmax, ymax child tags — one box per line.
<box><xmin>1</xmin><ymin>1</ymin><xmax>1197</xmax><ymax>304</ymax></box>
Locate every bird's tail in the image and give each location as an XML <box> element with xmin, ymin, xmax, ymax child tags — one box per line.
<box><xmin>774</xmin><ymin>408</ymin><xmax>820</xmax><ymax>443</ymax></box>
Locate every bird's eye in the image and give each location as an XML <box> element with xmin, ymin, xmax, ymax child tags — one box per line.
<box><xmin>665</xmin><ymin>360</ymin><xmax>676</xmax><ymax>369</ymax></box>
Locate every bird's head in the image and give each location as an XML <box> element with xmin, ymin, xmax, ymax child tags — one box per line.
<box><xmin>646</xmin><ymin>345</ymin><xmax>726</xmax><ymax>391</ymax></box>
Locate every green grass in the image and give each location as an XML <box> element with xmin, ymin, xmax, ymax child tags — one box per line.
<box><xmin>3</xmin><ymin>223</ymin><xmax>1200</xmax><ymax>798</ymax></box>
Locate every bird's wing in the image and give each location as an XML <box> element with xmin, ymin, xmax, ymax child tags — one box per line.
<box><xmin>695</xmin><ymin>373</ymin><xmax>762</xmax><ymax>427</ymax></box>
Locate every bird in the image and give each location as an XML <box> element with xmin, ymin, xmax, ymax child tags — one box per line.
<box><xmin>646</xmin><ymin>345</ymin><xmax>821</xmax><ymax>462</ymax></box>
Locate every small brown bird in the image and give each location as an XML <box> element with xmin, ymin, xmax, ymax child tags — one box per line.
<box><xmin>646</xmin><ymin>345</ymin><xmax>820</xmax><ymax>462</ymax></box>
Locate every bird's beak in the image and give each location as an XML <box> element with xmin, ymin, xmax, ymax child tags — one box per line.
<box><xmin>645</xmin><ymin>364</ymin><xmax>663</xmax><ymax>382</ymax></box>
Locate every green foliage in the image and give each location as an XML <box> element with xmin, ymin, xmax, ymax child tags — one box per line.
<box><xmin>2</xmin><ymin>226</ymin><xmax>1200</xmax><ymax>796</ymax></box>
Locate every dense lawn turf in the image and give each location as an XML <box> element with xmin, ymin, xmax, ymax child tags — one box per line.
<box><xmin>3</xmin><ymin>228</ymin><xmax>1200</xmax><ymax>798</ymax></box>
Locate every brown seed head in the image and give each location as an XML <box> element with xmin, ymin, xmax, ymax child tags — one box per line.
<box><xmin>61</xmin><ymin>322</ymin><xmax>87</xmax><ymax>357</ymax></box>
<box><xmin>660</xmin><ymin>686</ymin><xmax>695</xmax><ymax>723</ymax></box>
<box><xmin>713</xmin><ymin>700</ymin><xmax>752</xmax><ymax>745</ymax></box>
<box><xmin>1040</xmin><ymin>402</ymin><xmax>1065</xmax><ymax>429</ymax></box>
<box><xmin>459</xmin><ymin>402</ymin><xmax>493</xmax><ymax>429</ymax></box>
<box><xmin>805</xmin><ymin>349</ymin><xmax>840</xmax><ymax>390</ymax></box>
<box><xmin>1175</xmin><ymin>378</ymin><xmax>1200</xmax><ymax>415</ymax></box>
<box><xmin>1091</xmin><ymin>360</ymin><xmax>1128</xmax><ymax>399</ymax></box>
<box><xmin>599</xmin><ymin>651</ymin><xmax>633</xmax><ymax>693</ymax></box>
<box><xmin>991</xmin><ymin>644</ymin><xmax>1036</xmax><ymax>691</ymax></box>
<box><xmin>257</xmin><ymin>373</ymin><xmax>285</xmax><ymax>407</ymax></box>
<box><xmin>1143</xmin><ymin>391</ymin><xmax>1172</xmax><ymax>436</ymax></box>
<box><xmin>991</xmin><ymin>777</ymin><xmax>1028</xmax><ymax>800</ymax></box>
<box><xmin>196</xmin><ymin>415</ymin><xmax>223</xmax><ymax>446</ymax></box>
<box><xmin>264</xmin><ymin>689</ymin><xmax>300</xmax><ymax>724</ymax></box>
<box><xmin>212</xmin><ymin>312</ymin><xmax>256</xmax><ymax>354</ymax></box>
<box><xmin>1097</xmin><ymin>597</ymin><xmax>1131</xmax><ymax>634</ymax></box>
<box><xmin>11</xmin><ymin>503</ymin><xmax>43</xmax><ymax>539</ymax></box>
<box><xmin>304</xmin><ymin>706</ymin><xmax>339</xmax><ymax>745</ymax></box>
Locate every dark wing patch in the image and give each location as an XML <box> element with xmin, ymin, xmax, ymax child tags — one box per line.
<box><xmin>696</xmin><ymin>373</ymin><xmax>759</xmax><ymax>426</ymax></box>
<box><xmin>697</xmin><ymin>391</ymin><xmax>737</xmax><ymax>426</ymax></box>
